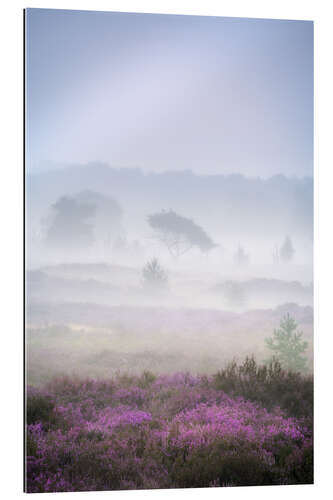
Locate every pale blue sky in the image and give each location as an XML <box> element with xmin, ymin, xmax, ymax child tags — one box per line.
<box><xmin>25</xmin><ymin>9</ymin><xmax>313</xmax><ymax>177</ymax></box>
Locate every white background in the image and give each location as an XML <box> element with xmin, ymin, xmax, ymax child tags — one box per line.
<box><xmin>0</xmin><ymin>0</ymin><xmax>332</xmax><ymax>498</ymax></box>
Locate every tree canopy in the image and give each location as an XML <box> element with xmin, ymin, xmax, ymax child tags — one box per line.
<box><xmin>147</xmin><ymin>209</ymin><xmax>217</xmax><ymax>258</ymax></box>
<box><xmin>45</xmin><ymin>196</ymin><xmax>96</xmax><ymax>250</ymax></box>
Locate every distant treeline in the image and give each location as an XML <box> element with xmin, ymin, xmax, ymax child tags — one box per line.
<box><xmin>27</xmin><ymin>163</ymin><xmax>313</xmax><ymax>239</ymax></box>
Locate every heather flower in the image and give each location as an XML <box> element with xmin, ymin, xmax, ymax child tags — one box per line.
<box><xmin>25</xmin><ymin>368</ymin><xmax>313</xmax><ymax>492</ymax></box>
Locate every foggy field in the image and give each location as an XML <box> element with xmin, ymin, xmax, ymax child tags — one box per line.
<box><xmin>26</xmin><ymin>255</ymin><xmax>313</xmax><ymax>386</ymax></box>
<box><xmin>26</xmin><ymin>245</ymin><xmax>314</xmax><ymax>387</ymax></box>
<box><xmin>27</xmin><ymin>262</ymin><xmax>313</xmax><ymax>310</ymax></box>
<box><xmin>26</xmin><ymin>301</ymin><xmax>313</xmax><ymax>386</ymax></box>
<box><xmin>26</xmin><ymin>167</ymin><xmax>314</xmax><ymax>381</ymax></box>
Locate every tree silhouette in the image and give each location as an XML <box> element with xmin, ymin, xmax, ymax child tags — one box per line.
<box><xmin>265</xmin><ymin>314</ymin><xmax>308</xmax><ymax>372</ymax></box>
<box><xmin>75</xmin><ymin>190</ymin><xmax>123</xmax><ymax>250</ymax></box>
<box><xmin>45</xmin><ymin>196</ymin><xmax>95</xmax><ymax>250</ymax></box>
<box><xmin>148</xmin><ymin>209</ymin><xmax>216</xmax><ymax>258</ymax></box>
<box><xmin>234</xmin><ymin>244</ymin><xmax>249</xmax><ymax>266</ymax></box>
<box><xmin>142</xmin><ymin>258</ymin><xmax>168</xmax><ymax>292</ymax></box>
<box><xmin>280</xmin><ymin>236</ymin><xmax>294</xmax><ymax>262</ymax></box>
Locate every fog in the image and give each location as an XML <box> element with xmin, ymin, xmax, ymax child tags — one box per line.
<box><xmin>23</xmin><ymin>11</ymin><xmax>315</xmax><ymax>494</ymax></box>
<box><xmin>25</xmin><ymin>164</ymin><xmax>313</xmax><ymax>385</ymax></box>
<box><xmin>25</xmin><ymin>10</ymin><xmax>313</xmax><ymax>386</ymax></box>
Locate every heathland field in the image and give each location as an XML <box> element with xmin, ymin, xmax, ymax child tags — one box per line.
<box><xmin>25</xmin><ymin>261</ymin><xmax>313</xmax><ymax>492</ymax></box>
<box><xmin>26</xmin><ymin>359</ymin><xmax>313</xmax><ymax>492</ymax></box>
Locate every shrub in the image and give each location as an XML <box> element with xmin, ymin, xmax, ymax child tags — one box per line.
<box><xmin>142</xmin><ymin>258</ymin><xmax>168</xmax><ymax>292</ymax></box>
<box><xmin>26</xmin><ymin>386</ymin><xmax>55</xmax><ymax>426</ymax></box>
<box><xmin>25</xmin><ymin>365</ymin><xmax>313</xmax><ymax>492</ymax></box>
<box><xmin>169</xmin><ymin>442</ymin><xmax>278</xmax><ymax>488</ymax></box>
<box><xmin>213</xmin><ymin>356</ymin><xmax>313</xmax><ymax>420</ymax></box>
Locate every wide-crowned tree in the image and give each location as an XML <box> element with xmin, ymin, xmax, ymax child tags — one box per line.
<box><xmin>148</xmin><ymin>209</ymin><xmax>217</xmax><ymax>258</ymax></box>
<box><xmin>75</xmin><ymin>190</ymin><xmax>123</xmax><ymax>251</ymax></box>
<box><xmin>44</xmin><ymin>196</ymin><xmax>96</xmax><ymax>250</ymax></box>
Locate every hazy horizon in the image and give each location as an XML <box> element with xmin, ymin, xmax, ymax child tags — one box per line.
<box><xmin>27</xmin><ymin>160</ymin><xmax>314</xmax><ymax>180</ymax></box>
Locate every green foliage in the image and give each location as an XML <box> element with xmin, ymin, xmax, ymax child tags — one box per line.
<box><xmin>168</xmin><ymin>439</ymin><xmax>278</xmax><ymax>488</ymax></box>
<box><xmin>213</xmin><ymin>356</ymin><xmax>313</xmax><ymax>419</ymax></box>
<box><xmin>138</xmin><ymin>370</ymin><xmax>157</xmax><ymax>388</ymax></box>
<box><xmin>265</xmin><ymin>314</ymin><xmax>308</xmax><ymax>373</ymax></box>
<box><xmin>26</xmin><ymin>388</ymin><xmax>55</xmax><ymax>426</ymax></box>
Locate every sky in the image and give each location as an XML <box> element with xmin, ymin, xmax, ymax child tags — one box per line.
<box><xmin>25</xmin><ymin>9</ymin><xmax>313</xmax><ymax>177</ymax></box>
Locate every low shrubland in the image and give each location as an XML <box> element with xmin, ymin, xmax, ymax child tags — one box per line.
<box><xmin>213</xmin><ymin>356</ymin><xmax>313</xmax><ymax>420</ymax></box>
<box><xmin>25</xmin><ymin>359</ymin><xmax>313</xmax><ymax>492</ymax></box>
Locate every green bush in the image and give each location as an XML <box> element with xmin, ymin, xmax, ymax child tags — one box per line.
<box><xmin>26</xmin><ymin>387</ymin><xmax>55</xmax><ymax>426</ymax></box>
<box><xmin>213</xmin><ymin>356</ymin><xmax>313</xmax><ymax>420</ymax></box>
<box><xmin>169</xmin><ymin>440</ymin><xmax>278</xmax><ymax>488</ymax></box>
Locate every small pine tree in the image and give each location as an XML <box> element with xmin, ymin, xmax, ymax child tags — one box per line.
<box><xmin>142</xmin><ymin>258</ymin><xmax>168</xmax><ymax>292</ymax></box>
<box><xmin>265</xmin><ymin>314</ymin><xmax>308</xmax><ymax>372</ymax></box>
<box><xmin>280</xmin><ymin>236</ymin><xmax>294</xmax><ymax>262</ymax></box>
<box><xmin>234</xmin><ymin>244</ymin><xmax>249</xmax><ymax>266</ymax></box>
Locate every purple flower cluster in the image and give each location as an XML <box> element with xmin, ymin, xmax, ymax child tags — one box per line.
<box><xmin>25</xmin><ymin>372</ymin><xmax>313</xmax><ymax>492</ymax></box>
